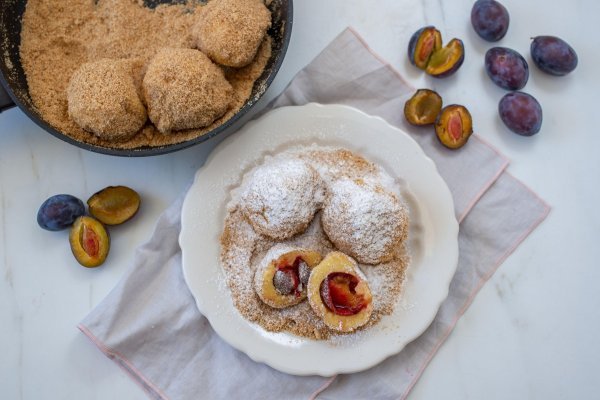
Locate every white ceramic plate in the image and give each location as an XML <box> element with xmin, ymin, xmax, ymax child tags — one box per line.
<box><xmin>180</xmin><ymin>103</ymin><xmax>458</xmax><ymax>377</ymax></box>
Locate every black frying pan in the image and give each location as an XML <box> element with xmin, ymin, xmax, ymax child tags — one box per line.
<box><xmin>0</xmin><ymin>0</ymin><xmax>292</xmax><ymax>156</ymax></box>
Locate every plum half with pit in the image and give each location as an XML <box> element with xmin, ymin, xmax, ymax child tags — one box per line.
<box><xmin>69</xmin><ymin>216</ymin><xmax>110</xmax><ymax>268</ymax></box>
<box><xmin>404</xmin><ymin>89</ymin><xmax>443</xmax><ymax>126</ymax></box>
<box><xmin>485</xmin><ymin>47</ymin><xmax>529</xmax><ymax>90</ymax></box>
<box><xmin>498</xmin><ymin>92</ymin><xmax>542</xmax><ymax>136</ymax></box>
<box><xmin>471</xmin><ymin>0</ymin><xmax>510</xmax><ymax>42</ymax></box>
<box><xmin>37</xmin><ymin>194</ymin><xmax>85</xmax><ymax>231</ymax></box>
<box><xmin>408</xmin><ymin>26</ymin><xmax>442</xmax><ymax>70</ymax></box>
<box><xmin>435</xmin><ymin>105</ymin><xmax>473</xmax><ymax>149</ymax></box>
<box><xmin>531</xmin><ymin>36</ymin><xmax>578</xmax><ymax>76</ymax></box>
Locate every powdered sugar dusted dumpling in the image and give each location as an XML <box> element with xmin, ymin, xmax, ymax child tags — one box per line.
<box><xmin>254</xmin><ymin>244</ymin><xmax>323</xmax><ymax>309</ymax></box>
<box><xmin>221</xmin><ymin>147</ymin><xmax>411</xmax><ymax>340</ymax></box>
<box><xmin>322</xmin><ymin>178</ymin><xmax>409</xmax><ymax>265</ymax></box>
<box><xmin>240</xmin><ymin>158</ymin><xmax>325</xmax><ymax>240</ymax></box>
<box><xmin>307</xmin><ymin>251</ymin><xmax>373</xmax><ymax>332</ymax></box>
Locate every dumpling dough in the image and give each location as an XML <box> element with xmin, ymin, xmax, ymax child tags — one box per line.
<box><xmin>321</xmin><ymin>178</ymin><xmax>409</xmax><ymax>265</ymax></box>
<box><xmin>254</xmin><ymin>244</ymin><xmax>323</xmax><ymax>309</ymax></box>
<box><xmin>240</xmin><ymin>158</ymin><xmax>325</xmax><ymax>240</ymax></box>
<box><xmin>142</xmin><ymin>48</ymin><xmax>233</xmax><ymax>133</ymax></box>
<box><xmin>67</xmin><ymin>59</ymin><xmax>146</xmax><ymax>141</ymax></box>
<box><xmin>194</xmin><ymin>0</ymin><xmax>272</xmax><ymax>68</ymax></box>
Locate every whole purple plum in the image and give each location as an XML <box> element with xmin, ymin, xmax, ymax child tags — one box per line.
<box><xmin>485</xmin><ymin>47</ymin><xmax>529</xmax><ymax>90</ymax></box>
<box><xmin>37</xmin><ymin>194</ymin><xmax>85</xmax><ymax>231</ymax></box>
<box><xmin>498</xmin><ymin>92</ymin><xmax>542</xmax><ymax>136</ymax></box>
<box><xmin>471</xmin><ymin>0</ymin><xmax>510</xmax><ymax>42</ymax></box>
<box><xmin>531</xmin><ymin>36</ymin><xmax>578</xmax><ymax>76</ymax></box>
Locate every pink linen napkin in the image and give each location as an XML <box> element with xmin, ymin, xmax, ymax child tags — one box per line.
<box><xmin>79</xmin><ymin>28</ymin><xmax>550</xmax><ymax>400</ymax></box>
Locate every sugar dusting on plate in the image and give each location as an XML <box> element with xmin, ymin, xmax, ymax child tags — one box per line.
<box><xmin>220</xmin><ymin>147</ymin><xmax>410</xmax><ymax>340</ymax></box>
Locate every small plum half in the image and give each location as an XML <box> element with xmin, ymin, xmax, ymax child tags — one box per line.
<box><xmin>408</xmin><ymin>26</ymin><xmax>442</xmax><ymax>70</ymax></box>
<box><xmin>435</xmin><ymin>105</ymin><xmax>473</xmax><ymax>149</ymax></box>
<box><xmin>87</xmin><ymin>186</ymin><xmax>140</xmax><ymax>225</ymax></box>
<box><xmin>425</xmin><ymin>38</ymin><xmax>465</xmax><ymax>78</ymax></box>
<box><xmin>69</xmin><ymin>216</ymin><xmax>110</xmax><ymax>268</ymax></box>
<box><xmin>404</xmin><ymin>89</ymin><xmax>443</xmax><ymax>126</ymax></box>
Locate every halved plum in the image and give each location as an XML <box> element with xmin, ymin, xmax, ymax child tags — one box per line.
<box><xmin>69</xmin><ymin>216</ymin><xmax>110</xmax><ymax>268</ymax></box>
<box><xmin>425</xmin><ymin>38</ymin><xmax>465</xmax><ymax>78</ymax></box>
<box><xmin>435</xmin><ymin>105</ymin><xmax>473</xmax><ymax>149</ymax></box>
<box><xmin>307</xmin><ymin>252</ymin><xmax>373</xmax><ymax>332</ymax></box>
<box><xmin>87</xmin><ymin>186</ymin><xmax>140</xmax><ymax>226</ymax></box>
<box><xmin>319</xmin><ymin>272</ymin><xmax>368</xmax><ymax>316</ymax></box>
<box><xmin>404</xmin><ymin>89</ymin><xmax>443</xmax><ymax>126</ymax></box>
<box><xmin>408</xmin><ymin>26</ymin><xmax>442</xmax><ymax>70</ymax></box>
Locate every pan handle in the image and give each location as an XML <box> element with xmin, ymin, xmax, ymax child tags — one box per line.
<box><xmin>0</xmin><ymin>82</ymin><xmax>16</xmax><ymax>112</ymax></box>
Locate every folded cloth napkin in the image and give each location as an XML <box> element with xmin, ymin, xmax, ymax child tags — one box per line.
<box><xmin>79</xmin><ymin>28</ymin><xmax>550</xmax><ymax>400</ymax></box>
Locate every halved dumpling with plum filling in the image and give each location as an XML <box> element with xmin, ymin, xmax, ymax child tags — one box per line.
<box><xmin>307</xmin><ymin>252</ymin><xmax>373</xmax><ymax>332</ymax></box>
<box><xmin>254</xmin><ymin>244</ymin><xmax>323</xmax><ymax>309</ymax></box>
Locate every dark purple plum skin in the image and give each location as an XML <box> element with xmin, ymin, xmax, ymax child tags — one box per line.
<box><xmin>471</xmin><ymin>0</ymin><xmax>510</xmax><ymax>42</ymax></box>
<box><xmin>531</xmin><ymin>36</ymin><xmax>578</xmax><ymax>76</ymax></box>
<box><xmin>407</xmin><ymin>27</ymin><xmax>426</xmax><ymax>67</ymax></box>
<box><xmin>37</xmin><ymin>194</ymin><xmax>85</xmax><ymax>231</ymax></box>
<box><xmin>485</xmin><ymin>47</ymin><xmax>529</xmax><ymax>90</ymax></box>
<box><xmin>498</xmin><ymin>92</ymin><xmax>542</xmax><ymax>136</ymax></box>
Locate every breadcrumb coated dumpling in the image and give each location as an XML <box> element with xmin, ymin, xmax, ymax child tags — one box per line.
<box><xmin>142</xmin><ymin>48</ymin><xmax>233</xmax><ymax>134</ymax></box>
<box><xmin>67</xmin><ymin>59</ymin><xmax>146</xmax><ymax>141</ymax></box>
<box><xmin>194</xmin><ymin>0</ymin><xmax>272</xmax><ymax>68</ymax></box>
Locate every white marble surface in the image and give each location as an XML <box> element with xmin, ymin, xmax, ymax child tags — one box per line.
<box><xmin>0</xmin><ymin>0</ymin><xmax>598</xmax><ymax>398</ymax></box>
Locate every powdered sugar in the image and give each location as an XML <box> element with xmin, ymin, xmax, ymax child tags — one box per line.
<box><xmin>220</xmin><ymin>147</ymin><xmax>411</xmax><ymax>340</ymax></box>
<box><xmin>322</xmin><ymin>178</ymin><xmax>409</xmax><ymax>264</ymax></box>
<box><xmin>240</xmin><ymin>158</ymin><xmax>325</xmax><ymax>240</ymax></box>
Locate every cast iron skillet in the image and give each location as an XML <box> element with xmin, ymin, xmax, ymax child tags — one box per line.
<box><xmin>0</xmin><ymin>0</ymin><xmax>292</xmax><ymax>156</ymax></box>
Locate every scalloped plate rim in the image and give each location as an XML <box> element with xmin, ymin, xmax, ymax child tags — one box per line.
<box><xmin>179</xmin><ymin>103</ymin><xmax>459</xmax><ymax>376</ymax></box>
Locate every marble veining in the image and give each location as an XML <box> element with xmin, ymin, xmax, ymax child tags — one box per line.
<box><xmin>89</xmin><ymin>283</ymin><xmax>93</xmax><ymax>310</ymax></box>
<box><xmin>26</xmin><ymin>139</ymin><xmax>40</xmax><ymax>182</ymax></box>
<box><xmin>76</xmin><ymin>149</ymin><xmax>89</xmax><ymax>196</ymax></box>
<box><xmin>436</xmin><ymin>0</ymin><xmax>447</xmax><ymax>26</ymax></box>
<box><xmin>1</xmin><ymin>190</ymin><xmax>12</xmax><ymax>288</ymax></box>
<box><xmin>16</xmin><ymin>313</ymin><xmax>23</xmax><ymax>400</ymax></box>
